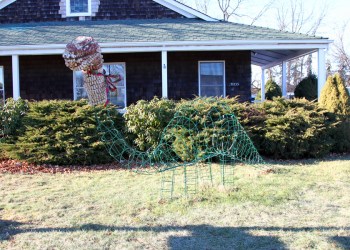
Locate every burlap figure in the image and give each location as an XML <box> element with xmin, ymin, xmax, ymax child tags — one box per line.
<box><xmin>63</xmin><ymin>36</ymin><xmax>107</xmax><ymax>106</ymax></box>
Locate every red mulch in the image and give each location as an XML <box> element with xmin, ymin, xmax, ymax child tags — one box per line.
<box><xmin>0</xmin><ymin>159</ymin><xmax>125</xmax><ymax>174</ymax></box>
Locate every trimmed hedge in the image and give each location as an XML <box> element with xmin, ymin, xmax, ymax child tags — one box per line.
<box><xmin>124</xmin><ymin>97</ymin><xmax>176</xmax><ymax>151</ymax></box>
<box><xmin>124</xmin><ymin>97</ymin><xmax>345</xmax><ymax>159</ymax></box>
<box><xmin>294</xmin><ymin>74</ymin><xmax>318</xmax><ymax>101</ymax></box>
<box><xmin>256</xmin><ymin>98</ymin><xmax>336</xmax><ymax>158</ymax></box>
<box><xmin>1</xmin><ymin>100</ymin><xmax>122</xmax><ymax>165</ymax></box>
<box><xmin>1</xmin><ymin>97</ymin><xmax>349</xmax><ymax>165</ymax></box>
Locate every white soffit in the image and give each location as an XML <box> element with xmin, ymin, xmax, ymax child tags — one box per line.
<box><xmin>0</xmin><ymin>0</ymin><xmax>15</xmax><ymax>9</ymax></box>
<box><xmin>152</xmin><ymin>0</ymin><xmax>217</xmax><ymax>21</ymax></box>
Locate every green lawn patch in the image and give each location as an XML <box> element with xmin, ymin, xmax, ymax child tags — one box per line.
<box><xmin>1</xmin><ymin>155</ymin><xmax>350</xmax><ymax>249</ymax></box>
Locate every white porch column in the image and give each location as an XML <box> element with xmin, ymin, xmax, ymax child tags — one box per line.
<box><xmin>161</xmin><ymin>50</ymin><xmax>168</xmax><ymax>98</ymax></box>
<box><xmin>282</xmin><ymin>61</ymin><xmax>287</xmax><ymax>98</ymax></box>
<box><xmin>12</xmin><ymin>55</ymin><xmax>20</xmax><ymax>100</ymax></box>
<box><xmin>317</xmin><ymin>48</ymin><xmax>326</xmax><ymax>100</ymax></box>
<box><xmin>261</xmin><ymin>67</ymin><xmax>265</xmax><ymax>101</ymax></box>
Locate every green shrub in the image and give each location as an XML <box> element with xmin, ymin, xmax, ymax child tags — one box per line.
<box><xmin>165</xmin><ymin>97</ymin><xmax>266</xmax><ymax>162</ymax></box>
<box><xmin>124</xmin><ymin>97</ymin><xmax>176</xmax><ymax>151</ymax></box>
<box><xmin>256</xmin><ymin>79</ymin><xmax>282</xmax><ymax>100</ymax></box>
<box><xmin>255</xmin><ymin>98</ymin><xmax>335</xmax><ymax>159</ymax></box>
<box><xmin>294</xmin><ymin>74</ymin><xmax>318</xmax><ymax>101</ymax></box>
<box><xmin>2</xmin><ymin>97</ymin><xmax>348</xmax><ymax>165</ymax></box>
<box><xmin>125</xmin><ymin>97</ymin><xmax>344</xmax><ymax>160</ymax></box>
<box><xmin>320</xmin><ymin>73</ymin><xmax>350</xmax><ymax>115</ymax></box>
<box><xmin>0</xmin><ymin>98</ymin><xmax>28</xmax><ymax>140</ymax></box>
<box><xmin>173</xmin><ymin>97</ymin><xmax>238</xmax><ymax>161</ymax></box>
<box><xmin>330</xmin><ymin>118</ymin><xmax>350</xmax><ymax>153</ymax></box>
<box><xmin>3</xmin><ymin>100</ymin><xmax>122</xmax><ymax>165</ymax></box>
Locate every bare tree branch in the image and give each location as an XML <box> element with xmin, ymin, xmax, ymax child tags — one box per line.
<box><xmin>273</xmin><ymin>0</ymin><xmax>327</xmax><ymax>90</ymax></box>
<box><xmin>217</xmin><ymin>0</ymin><xmax>246</xmax><ymax>21</ymax></box>
<box><xmin>249</xmin><ymin>0</ymin><xmax>274</xmax><ymax>25</ymax></box>
<box><xmin>195</xmin><ymin>0</ymin><xmax>211</xmax><ymax>14</ymax></box>
<box><xmin>332</xmin><ymin>21</ymin><xmax>350</xmax><ymax>86</ymax></box>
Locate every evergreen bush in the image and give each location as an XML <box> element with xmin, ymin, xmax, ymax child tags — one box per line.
<box><xmin>120</xmin><ymin>97</ymin><xmax>346</xmax><ymax>159</ymax></box>
<box><xmin>0</xmin><ymin>98</ymin><xmax>28</xmax><ymax>140</ymax></box>
<box><xmin>3</xmin><ymin>100</ymin><xmax>122</xmax><ymax>165</ymax></box>
<box><xmin>256</xmin><ymin>79</ymin><xmax>282</xmax><ymax>100</ymax></box>
<box><xmin>294</xmin><ymin>74</ymin><xmax>318</xmax><ymax>101</ymax></box>
<box><xmin>320</xmin><ymin>73</ymin><xmax>350</xmax><ymax>115</ymax></box>
<box><xmin>2</xmin><ymin>96</ymin><xmax>348</xmax><ymax>165</ymax></box>
<box><xmin>256</xmin><ymin>98</ymin><xmax>335</xmax><ymax>159</ymax></box>
<box><xmin>330</xmin><ymin>119</ymin><xmax>350</xmax><ymax>153</ymax></box>
<box><xmin>124</xmin><ymin>97</ymin><xmax>176</xmax><ymax>151</ymax></box>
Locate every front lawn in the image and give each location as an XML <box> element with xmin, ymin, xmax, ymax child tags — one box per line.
<box><xmin>1</xmin><ymin>156</ymin><xmax>350</xmax><ymax>249</ymax></box>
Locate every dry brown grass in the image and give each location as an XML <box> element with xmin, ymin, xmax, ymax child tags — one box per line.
<box><xmin>1</xmin><ymin>155</ymin><xmax>349</xmax><ymax>249</ymax></box>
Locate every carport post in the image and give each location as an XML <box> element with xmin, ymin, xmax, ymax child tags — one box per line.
<box><xmin>317</xmin><ymin>48</ymin><xmax>326</xmax><ymax>100</ymax></box>
<box><xmin>12</xmin><ymin>55</ymin><xmax>20</xmax><ymax>100</ymax></box>
<box><xmin>162</xmin><ymin>50</ymin><xmax>168</xmax><ymax>99</ymax></box>
<box><xmin>261</xmin><ymin>67</ymin><xmax>265</xmax><ymax>101</ymax></box>
<box><xmin>282</xmin><ymin>61</ymin><xmax>287</xmax><ymax>97</ymax></box>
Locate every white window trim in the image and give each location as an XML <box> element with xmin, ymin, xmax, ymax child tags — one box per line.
<box><xmin>0</xmin><ymin>66</ymin><xmax>4</xmax><ymax>102</ymax></box>
<box><xmin>198</xmin><ymin>61</ymin><xmax>226</xmax><ymax>97</ymax></box>
<box><xmin>72</xmin><ymin>71</ymin><xmax>79</xmax><ymax>101</ymax></box>
<box><xmin>66</xmin><ymin>0</ymin><xmax>92</xmax><ymax>17</ymax></box>
<box><xmin>104</xmin><ymin>62</ymin><xmax>127</xmax><ymax>110</ymax></box>
<box><xmin>73</xmin><ymin>62</ymin><xmax>127</xmax><ymax>109</ymax></box>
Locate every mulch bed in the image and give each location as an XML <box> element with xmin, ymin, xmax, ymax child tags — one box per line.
<box><xmin>0</xmin><ymin>159</ymin><xmax>125</xmax><ymax>174</ymax></box>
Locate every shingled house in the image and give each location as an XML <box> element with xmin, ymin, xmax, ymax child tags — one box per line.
<box><xmin>0</xmin><ymin>0</ymin><xmax>331</xmax><ymax>108</ymax></box>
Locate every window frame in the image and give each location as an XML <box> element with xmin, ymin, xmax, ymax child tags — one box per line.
<box><xmin>103</xmin><ymin>62</ymin><xmax>127</xmax><ymax>110</ymax></box>
<box><xmin>198</xmin><ymin>60</ymin><xmax>226</xmax><ymax>97</ymax></box>
<box><xmin>73</xmin><ymin>62</ymin><xmax>127</xmax><ymax>109</ymax></box>
<box><xmin>66</xmin><ymin>0</ymin><xmax>92</xmax><ymax>17</ymax></box>
<box><xmin>0</xmin><ymin>66</ymin><xmax>4</xmax><ymax>103</ymax></box>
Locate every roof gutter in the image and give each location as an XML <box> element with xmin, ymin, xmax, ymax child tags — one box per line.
<box><xmin>0</xmin><ymin>39</ymin><xmax>332</xmax><ymax>56</ymax></box>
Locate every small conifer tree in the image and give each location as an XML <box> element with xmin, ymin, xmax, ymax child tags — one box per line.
<box><xmin>320</xmin><ymin>73</ymin><xmax>350</xmax><ymax>115</ymax></box>
<box><xmin>294</xmin><ymin>74</ymin><xmax>318</xmax><ymax>101</ymax></box>
<box><xmin>256</xmin><ymin>79</ymin><xmax>282</xmax><ymax>100</ymax></box>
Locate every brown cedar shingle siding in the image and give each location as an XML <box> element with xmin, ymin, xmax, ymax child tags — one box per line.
<box><xmin>168</xmin><ymin>51</ymin><xmax>252</xmax><ymax>102</ymax></box>
<box><xmin>4</xmin><ymin>55</ymin><xmax>73</xmax><ymax>100</ymax></box>
<box><xmin>5</xmin><ymin>51</ymin><xmax>251</xmax><ymax>102</ymax></box>
<box><xmin>93</xmin><ymin>0</ymin><xmax>183</xmax><ymax>20</ymax></box>
<box><xmin>0</xmin><ymin>0</ymin><xmax>184</xmax><ymax>24</ymax></box>
<box><xmin>18</xmin><ymin>55</ymin><xmax>73</xmax><ymax>100</ymax></box>
<box><xmin>0</xmin><ymin>0</ymin><xmax>62</xmax><ymax>23</ymax></box>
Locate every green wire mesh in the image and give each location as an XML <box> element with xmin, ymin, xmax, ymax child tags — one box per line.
<box><xmin>61</xmin><ymin>36</ymin><xmax>268</xmax><ymax>198</ymax></box>
<box><xmin>96</xmin><ymin>101</ymin><xmax>268</xmax><ymax>198</ymax></box>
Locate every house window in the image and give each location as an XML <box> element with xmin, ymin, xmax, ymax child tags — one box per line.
<box><xmin>73</xmin><ymin>62</ymin><xmax>127</xmax><ymax>109</ymax></box>
<box><xmin>198</xmin><ymin>61</ymin><xmax>225</xmax><ymax>97</ymax></box>
<box><xmin>0</xmin><ymin>66</ymin><xmax>4</xmax><ymax>103</ymax></box>
<box><xmin>66</xmin><ymin>0</ymin><xmax>91</xmax><ymax>16</ymax></box>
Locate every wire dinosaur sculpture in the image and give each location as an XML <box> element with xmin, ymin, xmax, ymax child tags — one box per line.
<box><xmin>63</xmin><ymin>36</ymin><xmax>268</xmax><ymax>198</ymax></box>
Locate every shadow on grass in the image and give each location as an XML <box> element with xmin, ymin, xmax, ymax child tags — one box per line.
<box><xmin>2</xmin><ymin>221</ymin><xmax>350</xmax><ymax>249</ymax></box>
<box><xmin>331</xmin><ymin>236</ymin><xmax>350</xmax><ymax>249</ymax></box>
<box><xmin>0</xmin><ymin>220</ymin><xmax>24</xmax><ymax>241</ymax></box>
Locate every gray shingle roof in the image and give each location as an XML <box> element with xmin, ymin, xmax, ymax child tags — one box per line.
<box><xmin>0</xmin><ymin>18</ymin><xmax>326</xmax><ymax>46</ymax></box>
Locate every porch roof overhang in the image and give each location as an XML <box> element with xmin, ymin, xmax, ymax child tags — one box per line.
<box><xmin>0</xmin><ymin>19</ymin><xmax>332</xmax><ymax>68</ymax></box>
